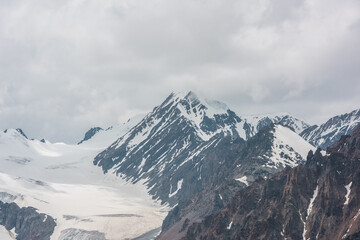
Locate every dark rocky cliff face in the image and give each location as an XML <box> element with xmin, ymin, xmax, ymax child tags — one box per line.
<box><xmin>0</xmin><ymin>201</ymin><xmax>56</xmax><ymax>240</ymax></box>
<box><xmin>183</xmin><ymin>124</ymin><xmax>360</xmax><ymax>240</ymax></box>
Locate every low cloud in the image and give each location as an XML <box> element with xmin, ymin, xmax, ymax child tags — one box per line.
<box><xmin>0</xmin><ymin>0</ymin><xmax>359</xmax><ymax>142</ymax></box>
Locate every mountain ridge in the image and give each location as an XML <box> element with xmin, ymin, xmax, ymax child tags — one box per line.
<box><xmin>300</xmin><ymin>109</ymin><xmax>360</xmax><ymax>149</ymax></box>
<box><xmin>94</xmin><ymin>92</ymin><xmax>311</xmax><ymax>206</ymax></box>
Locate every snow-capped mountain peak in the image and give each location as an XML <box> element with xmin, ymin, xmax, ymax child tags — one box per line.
<box><xmin>168</xmin><ymin>91</ymin><xmax>235</xmax><ymax>141</ymax></box>
<box><xmin>164</xmin><ymin>91</ymin><xmax>230</xmax><ymax>119</ymax></box>
<box><xmin>0</xmin><ymin>129</ymin><xmax>30</xmax><ymax>148</ymax></box>
<box><xmin>166</xmin><ymin>91</ymin><xmax>229</xmax><ymax>116</ymax></box>
<box><xmin>3</xmin><ymin>128</ymin><xmax>28</xmax><ymax>140</ymax></box>
<box><xmin>94</xmin><ymin>92</ymin><xmax>312</xmax><ymax>206</ymax></box>
<box><xmin>180</xmin><ymin>91</ymin><xmax>228</xmax><ymax>113</ymax></box>
<box><xmin>94</xmin><ymin>92</ymin><xmax>244</xmax><ymax>204</ymax></box>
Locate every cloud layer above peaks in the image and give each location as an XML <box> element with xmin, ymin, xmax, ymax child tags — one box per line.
<box><xmin>0</xmin><ymin>0</ymin><xmax>359</xmax><ymax>142</ymax></box>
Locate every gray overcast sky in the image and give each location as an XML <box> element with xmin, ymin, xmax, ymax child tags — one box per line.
<box><xmin>0</xmin><ymin>0</ymin><xmax>359</xmax><ymax>143</ymax></box>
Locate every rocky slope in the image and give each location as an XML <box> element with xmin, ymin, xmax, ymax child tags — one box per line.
<box><xmin>183</xmin><ymin>125</ymin><xmax>360</xmax><ymax>240</ymax></box>
<box><xmin>300</xmin><ymin>109</ymin><xmax>360</xmax><ymax>149</ymax></box>
<box><xmin>0</xmin><ymin>199</ymin><xmax>56</xmax><ymax>240</ymax></box>
<box><xmin>94</xmin><ymin>92</ymin><xmax>310</xmax><ymax>206</ymax></box>
<box><xmin>157</xmin><ymin>124</ymin><xmax>314</xmax><ymax>240</ymax></box>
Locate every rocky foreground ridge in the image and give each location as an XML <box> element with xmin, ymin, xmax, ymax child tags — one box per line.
<box><xmin>181</xmin><ymin>125</ymin><xmax>360</xmax><ymax>240</ymax></box>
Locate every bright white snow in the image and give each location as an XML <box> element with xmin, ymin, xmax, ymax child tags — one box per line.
<box><xmin>0</xmin><ymin>125</ymin><xmax>168</xmax><ymax>240</ymax></box>
<box><xmin>236</xmin><ymin>176</ymin><xmax>249</xmax><ymax>186</ymax></box>
<box><xmin>227</xmin><ymin>221</ymin><xmax>233</xmax><ymax>230</ymax></box>
<box><xmin>243</xmin><ymin>112</ymin><xmax>310</xmax><ymax>134</ymax></box>
<box><xmin>172</xmin><ymin>91</ymin><xmax>233</xmax><ymax>141</ymax></box>
<box><xmin>169</xmin><ymin>179</ymin><xmax>183</xmax><ymax>198</ymax></box>
<box><xmin>303</xmin><ymin>184</ymin><xmax>319</xmax><ymax>240</ymax></box>
<box><xmin>344</xmin><ymin>182</ymin><xmax>352</xmax><ymax>206</ymax></box>
<box><xmin>307</xmin><ymin>185</ymin><xmax>319</xmax><ymax>218</ymax></box>
<box><xmin>268</xmin><ymin>125</ymin><xmax>315</xmax><ymax>168</ymax></box>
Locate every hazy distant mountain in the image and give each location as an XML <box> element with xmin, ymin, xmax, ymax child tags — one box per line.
<box><xmin>300</xmin><ymin>109</ymin><xmax>360</xmax><ymax>149</ymax></box>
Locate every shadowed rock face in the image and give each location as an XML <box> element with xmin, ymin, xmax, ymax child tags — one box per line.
<box><xmin>182</xmin><ymin>125</ymin><xmax>360</xmax><ymax>240</ymax></box>
<box><xmin>0</xmin><ymin>201</ymin><xmax>56</xmax><ymax>240</ymax></box>
<box><xmin>78</xmin><ymin>127</ymin><xmax>103</xmax><ymax>144</ymax></box>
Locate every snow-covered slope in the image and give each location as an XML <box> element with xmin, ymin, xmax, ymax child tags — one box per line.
<box><xmin>0</xmin><ymin>126</ymin><xmax>166</xmax><ymax>240</ymax></box>
<box><xmin>0</xmin><ymin>226</ymin><xmax>14</xmax><ymax>240</ymax></box>
<box><xmin>233</xmin><ymin>124</ymin><xmax>315</xmax><ymax>185</ymax></box>
<box><xmin>300</xmin><ymin>109</ymin><xmax>360</xmax><ymax>149</ymax></box>
<box><xmin>267</xmin><ymin>125</ymin><xmax>315</xmax><ymax>168</ymax></box>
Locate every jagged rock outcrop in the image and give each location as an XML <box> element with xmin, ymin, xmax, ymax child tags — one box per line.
<box><xmin>0</xmin><ymin>201</ymin><xmax>56</xmax><ymax>240</ymax></box>
<box><xmin>78</xmin><ymin>127</ymin><xmax>103</xmax><ymax>144</ymax></box>
<box><xmin>183</xmin><ymin>124</ymin><xmax>360</xmax><ymax>240</ymax></box>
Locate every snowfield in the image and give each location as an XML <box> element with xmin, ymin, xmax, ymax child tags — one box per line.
<box><xmin>268</xmin><ymin>125</ymin><xmax>315</xmax><ymax>168</ymax></box>
<box><xmin>0</xmin><ymin>226</ymin><xmax>15</xmax><ymax>240</ymax></box>
<box><xmin>0</xmin><ymin>127</ymin><xmax>168</xmax><ymax>240</ymax></box>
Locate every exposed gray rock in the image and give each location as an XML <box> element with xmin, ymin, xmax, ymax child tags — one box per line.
<box><xmin>78</xmin><ymin>127</ymin><xmax>103</xmax><ymax>144</ymax></box>
<box><xmin>0</xmin><ymin>201</ymin><xmax>56</xmax><ymax>240</ymax></box>
<box><xmin>15</xmin><ymin>129</ymin><xmax>28</xmax><ymax>139</ymax></box>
